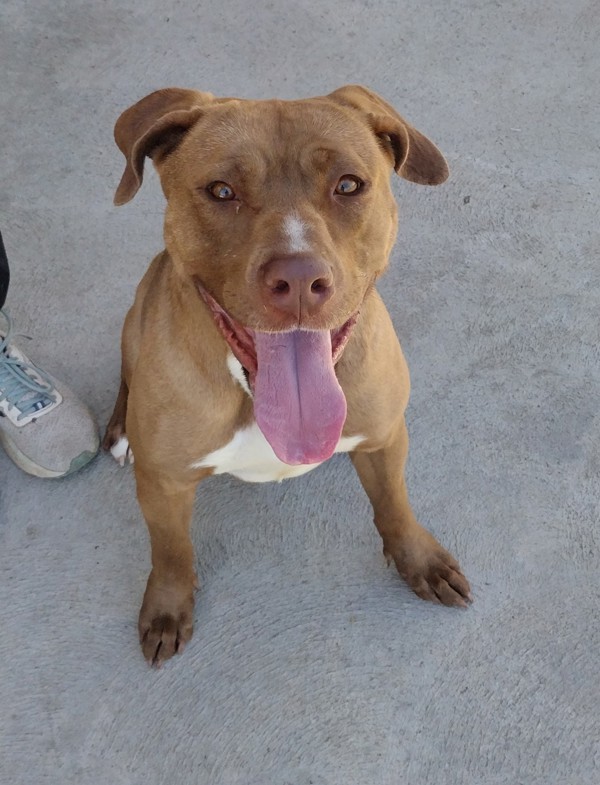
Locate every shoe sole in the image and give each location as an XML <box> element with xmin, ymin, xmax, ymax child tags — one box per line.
<box><xmin>0</xmin><ymin>429</ymin><xmax>99</xmax><ymax>478</ymax></box>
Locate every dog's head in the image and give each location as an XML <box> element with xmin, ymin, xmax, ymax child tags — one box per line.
<box><xmin>114</xmin><ymin>85</ymin><xmax>448</xmax><ymax>464</ymax></box>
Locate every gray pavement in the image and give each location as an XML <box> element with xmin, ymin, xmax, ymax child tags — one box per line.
<box><xmin>1</xmin><ymin>1</ymin><xmax>598</xmax><ymax>783</ymax></box>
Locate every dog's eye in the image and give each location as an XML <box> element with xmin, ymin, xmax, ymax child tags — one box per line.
<box><xmin>335</xmin><ymin>176</ymin><xmax>363</xmax><ymax>195</ymax></box>
<box><xmin>208</xmin><ymin>181</ymin><xmax>236</xmax><ymax>201</ymax></box>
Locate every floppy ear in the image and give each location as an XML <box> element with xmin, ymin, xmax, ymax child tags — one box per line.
<box><xmin>327</xmin><ymin>84</ymin><xmax>449</xmax><ymax>186</ymax></box>
<box><xmin>113</xmin><ymin>88</ymin><xmax>216</xmax><ymax>205</ymax></box>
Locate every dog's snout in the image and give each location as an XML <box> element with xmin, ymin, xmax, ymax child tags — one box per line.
<box><xmin>261</xmin><ymin>255</ymin><xmax>334</xmax><ymax>317</ymax></box>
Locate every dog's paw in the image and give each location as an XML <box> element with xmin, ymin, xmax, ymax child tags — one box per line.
<box><xmin>385</xmin><ymin>529</ymin><xmax>472</xmax><ymax>608</ymax></box>
<box><xmin>138</xmin><ymin>576</ymin><xmax>195</xmax><ymax>667</ymax></box>
<box><xmin>108</xmin><ymin>435</ymin><xmax>134</xmax><ymax>467</ymax></box>
<box><xmin>102</xmin><ymin>420</ymin><xmax>134</xmax><ymax>467</ymax></box>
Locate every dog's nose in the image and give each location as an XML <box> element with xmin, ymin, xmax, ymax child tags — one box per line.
<box><xmin>261</xmin><ymin>255</ymin><xmax>334</xmax><ymax>317</ymax></box>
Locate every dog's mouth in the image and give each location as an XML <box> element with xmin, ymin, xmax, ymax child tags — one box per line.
<box><xmin>196</xmin><ymin>283</ymin><xmax>358</xmax><ymax>466</ymax></box>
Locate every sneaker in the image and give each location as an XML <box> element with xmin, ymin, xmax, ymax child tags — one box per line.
<box><xmin>0</xmin><ymin>309</ymin><xmax>99</xmax><ymax>478</ymax></box>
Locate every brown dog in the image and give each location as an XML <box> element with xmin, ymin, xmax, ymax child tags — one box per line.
<box><xmin>103</xmin><ymin>84</ymin><xmax>471</xmax><ymax>666</ymax></box>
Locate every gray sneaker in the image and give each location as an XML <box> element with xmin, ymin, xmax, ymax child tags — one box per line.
<box><xmin>0</xmin><ymin>309</ymin><xmax>99</xmax><ymax>478</ymax></box>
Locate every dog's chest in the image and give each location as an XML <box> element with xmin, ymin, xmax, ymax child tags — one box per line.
<box><xmin>191</xmin><ymin>422</ymin><xmax>363</xmax><ymax>483</ymax></box>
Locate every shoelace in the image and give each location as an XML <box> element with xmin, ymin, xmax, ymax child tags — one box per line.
<box><xmin>0</xmin><ymin>310</ymin><xmax>57</xmax><ymax>421</ymax></box>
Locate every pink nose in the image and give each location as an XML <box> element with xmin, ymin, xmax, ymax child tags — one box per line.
<box><xmin>261</xmin><ymin>255</ymin><xmax>334</xmax><ymax>318</ymax></box>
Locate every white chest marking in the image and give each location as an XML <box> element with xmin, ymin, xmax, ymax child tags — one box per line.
<box><xmin>284</xmin><ymin>213</ymin><xmax>309</xmax><ymax>254</ymax></box>
<box><xmin>191</xmin><ymin>423</ymin><xmax>364</xmax><ymax>483</ymax></box>
<box><xmin>226</xmin><ymin>352</ymin><xmax>252</xmax><ymax>397</ymax></box>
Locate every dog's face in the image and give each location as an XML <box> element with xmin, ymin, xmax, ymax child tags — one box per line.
<box><xmin>114</xmin><ymin>85</ymin><xmax>448</xmax><ymax>464</ymax></box>
<box><xmin>115</xmin><ymin>85</ymin><xmax>448</xmax><ymax>332</ymax></box>
<box><xmin>162</xmin><ymin>98</ymin><xmax>398</xmax><ymax>333</ymax></box>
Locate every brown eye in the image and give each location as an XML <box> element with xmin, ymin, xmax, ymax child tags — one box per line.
<box><xmin>208</xmin><ymin>181</ymin><xmax>236</xmax><ymax>200</ymax></box>
<box><xmin>335</xmin><ymin>175</ymin><xmax>362</xmax><ymax>195</ymax></box>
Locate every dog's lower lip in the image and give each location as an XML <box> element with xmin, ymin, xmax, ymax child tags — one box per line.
<box><xmin>194</xmin><ymin>281</ymin><xmax>357</xmax><ymax>383</ymax></box>
<box><xmin>196</xmin><ymin>286</ymin><xmax>258</xmax><ymax>377</ymax></box>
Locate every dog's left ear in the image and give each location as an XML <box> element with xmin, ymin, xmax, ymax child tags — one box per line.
<box><xmin>113</xmin><ymin>88</ymin><xmax>216</xmax><ymax>205</ymax></box>
<box><xmin>327</xmin><ymin>84</ymin><xmax>449</xmax><ymax>185</ymax></box>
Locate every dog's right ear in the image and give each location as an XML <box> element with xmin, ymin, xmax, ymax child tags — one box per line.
<box><xmin>113</xmin><ymin>88</ymin><xmax>215</xmax><ymax>205</ymax></box>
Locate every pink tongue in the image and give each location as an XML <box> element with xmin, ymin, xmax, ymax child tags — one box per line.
<box><xmin>253</xmin><ymin>330</ymin><xmax>347</xmax><ymax>465</ymax></box>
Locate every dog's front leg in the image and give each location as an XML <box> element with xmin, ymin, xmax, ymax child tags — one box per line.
<box><xmin>135</xmin><ymin>466</ymin><xmax>201</xmax><ymax>666</ymax></box>
<box><xmin>351</xmin><ymin>419</ymin><xmax>471</xmax><ymax>607</ymax></box>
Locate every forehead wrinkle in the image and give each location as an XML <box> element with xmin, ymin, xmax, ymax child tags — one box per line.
<box><xmin>285</xmin><ymin>107</ymin><xmax>380</xmax><ymax>172</ymax></box>
<box><xmin>197</xmin><ymin>111</ymin><xmax>261</xmax><ymax>162</ymax></box>
<box><xmin>193</xmin><ymin>101</ymin><xmax>378</xmax><ymax>187</ymax></box>
<box><xmin>212</xmin><ymin>153</ymin><xmax>268</xmax><ymax>184</ymax></box>
<box><xmin>197</xmin><ymin>119</ymin><xmax>270</xmax><ymax>183</ymax></box>
<box><xmin>306</xmin><ymin>145</ymin><xmax>373</xmax><ymax>172</ymax></box>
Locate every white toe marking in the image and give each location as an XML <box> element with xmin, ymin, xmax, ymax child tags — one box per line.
<box><xmin>226</xmin><ymin>352</ymin><xmax>252</xmax><ymax>397</ymax></box>
<box><xmin>110</xmin><ymin>435</ymin><xmax>134</xmax><ymax>467</ymax></box>
<box><xmin>284</xmin><ymin>213</ymin><xmax>309</xmax><ymax>254</ymax></box>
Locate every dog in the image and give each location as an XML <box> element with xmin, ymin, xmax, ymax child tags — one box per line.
<box><xmin>103</xmin><ymin>84</ymin><xmax>471</xmax><ymax>666</ymax></box>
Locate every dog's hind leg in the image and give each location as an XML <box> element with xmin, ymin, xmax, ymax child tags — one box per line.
<box><xmin>103</xmin><ymin>377</ymin><xmax>133</xmax><ymax>465</ymax></box>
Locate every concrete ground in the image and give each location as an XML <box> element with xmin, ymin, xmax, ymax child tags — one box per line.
<box><xmin>1</xmin><ymin>1</ymin><xmax>598</xmax><ymax>782</ymax></box>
